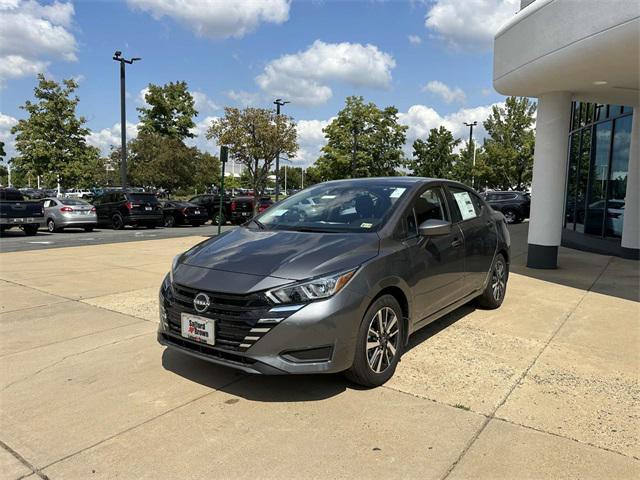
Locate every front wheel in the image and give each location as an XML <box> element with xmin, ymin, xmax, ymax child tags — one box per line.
<box><xmin>84</xmin><ymin>226</ymin><xmax>94</xmax><ymax>232</ymax></box>
<box><xmin>503</xmin><ymin>209</ymin><xmax>518</xmax><ymax>224</ymax></box>
<box><xmin>164</xmin><ymin>215</ymin><xmax>175</xmax><ymax>228</ymax></box>
<box><xmin>345</xmin><ymin>295</ymin><xmax>404</xmax><ymax>388</ymax></box>
<box><xmin>476</xmin><ymin>253</ymin><xmax>508</xmax><ymax>309</ymax></box>
<box><xmin>47</xmin><ymin>219</ymin><xmax>58</xmax><ymax>233</ymax></box>
<box><xmin>112</xmin><ymin>214</ymin><xmax>124</xmax><ymax>230</ymax></box>
<box><xmin>213</xmin><ymin>212</ymin><xmax>226</xmax><ymax>226</ymax></box>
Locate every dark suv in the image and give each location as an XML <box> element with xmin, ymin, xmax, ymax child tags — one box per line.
<box><xmin>93</xmin><ymin>191</ymin><xmax>163</xmax><ymax>229</ymax></box>
<box><xmin>188</xmin><ymin>194</ymin><xmax>232</xmax><ymax>225</ymax></box>
<box><xmin>481</xmin><ymin>191</ymin><xmax>530</xmax><ymax>224</ymax></box>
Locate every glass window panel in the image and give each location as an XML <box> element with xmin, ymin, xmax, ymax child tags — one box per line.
<box><xmin>594</xmin><ymin>104</ymin><xmax>606</xmax><ymax>122</ymax></box>
<box><xmin>621</xmin><ymin>106</ymin><xmax>633</xmax><ymax>115</ymax></box>
<box><xmin>584</xmin><ymin>122</ymin><xmax>611</xmax><ymax>236</ymax></box>
<box><xmin>582</xmin><ymin>103</ymin><xmax>594</xmax><ymax>126</ymax></box>
<box><xmin>572</xmin><ymin>102</ymin><xmax>581</xmax><ymax>130</ymax></box>
<box><xmin>574</xmin><ymin>128</ymin><xmax>591</xmax><ymax>233</ymax></box>
<box><xmin>607</xmin><ymin>105</ymin><xmax>623</xmax><ymax>119</ymax></box>
<box><xmin>606</xmin><ymin>115</ymin><xmax>632</xmax><ymax>238</ymax></box>
<box><xmin>565</xmin><ymin>132</ymin><xmax>581</xmax><ymax>229</ymax></box>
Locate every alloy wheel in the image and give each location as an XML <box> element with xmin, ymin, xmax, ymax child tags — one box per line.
<box><xmin>47</xmin><ymin>219</ymin><xmax>55</xmax><ymax>232</ymax></box>
<box><xmin>504</xmin><ymin>210</ymin><xmax>517</xmax><ymax>224</ymax></box>
<box><xmin>491</xmin><ymin>259</ymin><xmax>506</xmax><ymax>302</ymax></box>
<box><xmin>366</xmin><ymin>307</ymin><xmax>400</xmax><ymax>374</ymax></box>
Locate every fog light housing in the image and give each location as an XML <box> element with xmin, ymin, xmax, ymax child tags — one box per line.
<box><xmin>280</xmin><ymin>346</ymin><xmax>333</xmax><ymax>363</ymax></box>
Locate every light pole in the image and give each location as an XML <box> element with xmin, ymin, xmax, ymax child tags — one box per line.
<box><xmin>464</xmin><ymin>121</ymin><xmax>477</xmax><ymax>188</ymax></box>
<box><xmin>273</xmin><ymin>98</ymin><xmax>290</xmax><ymax>201</ymax></box>
<box><xmin>113</xmin><ymin>51</ymin><xmax>141</xmax><ymax>191</ymax></box>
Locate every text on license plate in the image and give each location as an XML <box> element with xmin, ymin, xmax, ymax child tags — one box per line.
<box><xmin>180</xmin><ymin>313</ymin><xmax>215</xmax><ymax>345</ymax></box>
<box><xmin>145</xmin><ymin>206</ymin><xmax>152</xmax><ymax>211</ymax></box>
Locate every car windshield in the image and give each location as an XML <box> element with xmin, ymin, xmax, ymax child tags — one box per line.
<box><xmin>61</xmin><ymin>198</ymin><xmax>89</xmax><ymax>205</ymax></box>
<box><xmin>129</xmin><ymin>194</ymin><xmax>158</xmax><ymax>203</ymax></box>
<box><xmin>253</xmin><ymin>182</ymin><xmax>409</xmax><ymax>233</ymax></box>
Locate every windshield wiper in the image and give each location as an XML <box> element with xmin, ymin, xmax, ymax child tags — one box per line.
<box><xmin>284</xmin><ymin>226</ymin><xmax>336</xmax><ymax>233</ymax></box>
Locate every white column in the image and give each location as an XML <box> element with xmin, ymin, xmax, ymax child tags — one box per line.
<box><xmin>527</xmin><ymin>91</ymin><xmax>573</xmax><ymax>269</ymax></box>
<box><xmin>621</xmin><ymin>109</ymin><xmax>639</xmax><ymax>251</ymax></box>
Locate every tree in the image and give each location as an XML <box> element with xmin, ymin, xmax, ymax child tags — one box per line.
<box><xmin>137</xmin><ymin>81</ymin><xmax>197</xmax><ymax>140</ymax></box>
<box><xmin>0</xmin><ymin>163</ymin><xmax>7</xmax><ymax>186</ymax></box>
<box><xmin>206</xmin><ymin>107</ymin><xmax>297</xmax><ymax>203</ymax></box>
<box><xmin>10</xmin><ymin>74</ymin><xmax>100</xmax><ymax>188</ymax></box>
<box><xmin>314</xmin><ymin>96</ymin><xmax>408</xmax><ymax>180</ymax></box>
<box><xmin>451</xmin><ymin>141</ymin><xmax>476</xmax><ymax>187</ymax></box>
<box><xmin>482</xmin><ymin>96</ymin><xmax>536</xmax><ymax>190</ymax></box>
<box><xmin>409</xmin><ymin>126</ymin><xmax>460</xmax><ymax>178</ymax></box>
<box><xmin>0</xmin><ymin>141</ymin><xmax>5</xmax><ymax>160</ymax></box>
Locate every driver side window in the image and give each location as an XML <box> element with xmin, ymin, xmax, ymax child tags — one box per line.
<box><xmin>403</xmin><ymin>187</ymin><xmax>448</xmax><ymax>238</ymax></box>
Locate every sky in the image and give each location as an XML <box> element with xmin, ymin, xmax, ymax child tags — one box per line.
<box><xmin>0</xmin><ymin>0</ymin><xmax>521</xmax><ymax>167</ymax></box>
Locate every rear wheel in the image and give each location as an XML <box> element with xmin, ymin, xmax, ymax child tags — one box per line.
<box><xmin>476</xmin><ymin>253</ymin><xmax>508</xmax><ymax>309</ymax></box>
<box><xmin>23</xmin><ymin>224</ymin><xmax>39</xmax><ymax>236</ymax></box>
<box><xmin>503</xmin><ymin>209</ymin><xmax>518</xmax><ymax>224</ymax></box>
<box><xmin>146</xmin><ymin>224</ymin><xmax>156</xmax><ymax>229</ymax></box>
<box><xmin>164</xmin><ymin>215</ymin><xmax>175</xmax><ymax>228</ymax></box>
<box><xmin>345</xmin><ymin>295</ymin><xmax>404</xmax><ymax>388</ymax></box>
<box><xmin>84</xmin><ymin>226</ymin><xmax>94</xmax><ymax>232</ymax></box>
<box><xmin>112</xmin><ymin>213</ymin><xmax>124</xmax><ymax>230</ymax></box>
<box><xmin>191</xmin><ymin>222</ymin><xmax>202</xmax><ymax>227</ymax></box>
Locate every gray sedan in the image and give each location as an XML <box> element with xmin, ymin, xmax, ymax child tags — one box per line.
<box><xmin>43</xmin><ymin>197</ymin><xmax>97</xmax><ymax>232</ymax></box>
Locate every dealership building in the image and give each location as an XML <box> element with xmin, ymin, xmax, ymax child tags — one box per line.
<box><xmin>493</xmin><ymin>0</ymin><xmax>639</xmax><ymax>267</ymax></box>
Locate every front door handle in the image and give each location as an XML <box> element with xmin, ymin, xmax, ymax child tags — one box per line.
<box><xmin>451</xmin><ymin>238</ymin><xmax>463</xmax><ymax>248</ymax></box>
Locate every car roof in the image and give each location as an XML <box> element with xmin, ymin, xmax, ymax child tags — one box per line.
<box><xmin>319</xmin><ymin>176</ymin><xmax>470</xmax><ymax>190</ymax></box>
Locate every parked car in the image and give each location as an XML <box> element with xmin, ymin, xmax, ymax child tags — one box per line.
<box><xmin>0</xmin><ymin>188</ymin><xmax>45</xmax><ymax>235</ymax></box>
<box><xmin>258</xmin><ymin>197</ymin><xmax>274</xmax><ymax>212</ymax></box>
<box><xmin>188</xmin><ymin>194</ymin><xmax>232</xmax><ymax>225</ymax></box>
<box><xmin>65</xmin><ymin>188</ymin><xmax>93</xmax><ymax>199</ymax></box>
<box><xmin>161</xmin><ymin>201</ymin><xmax>209</xmax><ymax>227</ymax></box>
<box><xmin>159</xmin><ymin>177</ymin><xmax>510</xmax><ymax>387</ymax></box>
<box><xmin>481</xmin><ymin>191</ymin><xmax>530</xmax><ymax>224</ymax></box>
<box><xmin>92</xmin><ymin>191</ymin><xmax>162</xmax><ymax>229</ymax></box>
<box><xmin>43</xmin><ymin>197</ymin><xmax>97</xmax><ymax>232</ymax></box>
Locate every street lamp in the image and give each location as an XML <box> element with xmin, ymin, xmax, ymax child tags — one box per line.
<box><xmin>113</xmin><ymin>51</ymin><xmax>141</xmax><ymax>191</ymax></box>
<box><xmin>464</xmin><ymin>121</ymin><xmax>477</xmax><ymax>188</ymax></box>
<box><xmin>273</xmin><ymin>98</ymin><xmax>290</xmax><ymax>202</ymax></box>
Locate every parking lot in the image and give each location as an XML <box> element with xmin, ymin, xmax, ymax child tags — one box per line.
<box><xmin>0</xmin><ymin>223</ymin><xmax>638</xmax><ymax>479</ymax></box>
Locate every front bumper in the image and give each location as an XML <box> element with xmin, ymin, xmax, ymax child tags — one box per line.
<box><xmin>157</xmin><ymin>279</ymin><xmax>370</xmax><ymax>375</ymax></box>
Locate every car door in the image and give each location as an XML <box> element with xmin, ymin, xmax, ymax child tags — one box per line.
<box><xmin>93</xmin><ymin>194</ymin><xmax>108</xmax><ymax>224</ymax></box>
<box><xmin>400</xmin><ymin>186</ymin><xmax>466</xmax><ymax>323</ymax></box>
<box><xmin>446</xmin><ymin>186</ymin><xmax>497</xmax><ymax>294</ymax></box>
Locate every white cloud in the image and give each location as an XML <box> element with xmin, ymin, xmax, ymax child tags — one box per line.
<box><xmin>0</xmin><ymin>0</ymin><xmax>77</xmax><ymax>83</ymax></box>
<box><xmin>192</xmin><ymin>91</ymin><xmax>219</xmax><ymax>113</ymax></box>
<box><xmin>186</xmin><ymin>115</ymin><xmax>218</xmax><ymax>153</ymax></box>
<box><xmin>87</xmin><ymin>122</ymin><xmax>140</xmax><ymax>156</ymax></box>
<box><xmin>292</xmin><ymin>119</ymin><xmax>332</xmax><ymax>166</ymax></box>
<box><xmin>255</xmin><ymin>40</ymin><xmax>396</xmax><ymax>106</ymax></box>
<box><xmin>127</xmin><ymin>0</ymin><xmax>290</xmax><ymax>39</ymax></box>
<box><xmin>226</xmin><ymin>89</ymin><xmax>262</xmax><ymax>107</ymax></box>
<box><xmin>0</xmin><ymin>112</ymin><xmax>18</xmax><ymax>160</ymax></box>
<box><xmin>425</xmin><ymin>0</ymin><xmax>519</xmax><ymax>52</ymax></box>
<box><xmin>408</xmin><ymin>34</ymin><xmax>422</xmax><ymax>45</ymax></box>
<box><xmin>422</xmin><ymin>80</ymin><xmax>466</xmax><ymax>104</ymax></box>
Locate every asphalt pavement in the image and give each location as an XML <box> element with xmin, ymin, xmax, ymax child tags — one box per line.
<box><xmin>0</xmin><ymin>223</ymin><xmax>235</xmax><ymax>253</ymax></box>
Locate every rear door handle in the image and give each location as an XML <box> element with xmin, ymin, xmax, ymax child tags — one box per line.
<box><xmin>451</xmin><ymin>238</ymin><xmax>463</xmax><ymax>248</ymax></box>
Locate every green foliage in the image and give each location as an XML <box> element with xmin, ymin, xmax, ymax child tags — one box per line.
<box><xmin>137</xmin><ymin>81</ymin><xmax>198</xmax><ymax>140</ymax></box>
<box><xmin>276</xmin><ymin>165</ymin><xmax>309</xmax><ymax>190</ymax></box>
<box><xmin>314</xmin><ymin>96</ymin><xmax>408</xmax><ymax>180</ymax></box>
<box><xmin>451</xmin><ymin>142</ymin><xmax>475</xmax><ymax>187</ymax></box>
<box><xmin>128</xmin><ymin>132</ymin><xmax>219</xmax><ymax>194</ymax></box>
<box><xmin>0</xmin><ymin>163</ymin><xmax>7</xmax><ymax>186</ymax></box>
<box><xmin>0</xmin><ymin>141</ymin><xmax>5</xmax><ymax>159</ymax></box>
<box><xmin>409</xmin><ymin>126</ymin><xmax>460</xmax><ymax>178</ymax></box>
<box><xmin>206</xmin><ymin>107</ymin><xmax>298</xmax><ymax>197</ymax></box>
<box><xmin>482</xmin><ymin>96</ymin><xmax>536</xmax><ymax>190</ymax></box>
<box><xmin>10</xmin><ymin>74</ymin><xmax>100</xmax><ymax>188</ymax></box>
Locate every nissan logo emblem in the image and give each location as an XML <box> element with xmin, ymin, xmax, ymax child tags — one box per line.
<box><xmin>193</xmin><ymin>293</ymin><xmax>210</xmax><ymax>313</ymax></box>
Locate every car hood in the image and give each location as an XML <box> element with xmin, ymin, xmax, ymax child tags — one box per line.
<box><xmin>180</xmin><ymin>227</ymin><xmax>380</xmax><ymax>281</ymax></box>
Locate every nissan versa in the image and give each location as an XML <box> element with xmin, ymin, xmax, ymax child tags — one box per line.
<box><xmin>158</xmin><ymin>177</ymin><xmax>510</xmax><ymax>387</ymax></box>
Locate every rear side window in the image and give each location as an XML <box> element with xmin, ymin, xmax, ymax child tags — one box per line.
<box><xmin>1</xmin><ymin>190</ymin><xmax>24</xmax><ymax>201</ymax></box>
<box><xmin>128</xmin><ymin>194</ymin><xmax>158</xmax><ymax>204</ymax></box>
<box><xmin>449</xmin><ymin>187</ymin><xmax>482</xmax><ymax>221</ymax></box>
<box><xmin>61</xmin><ymin>198</ymin><xmax>88</xmax><ymax>206</ymax></box>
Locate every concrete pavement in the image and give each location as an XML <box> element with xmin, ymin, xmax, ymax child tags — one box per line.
<box><xmin>0</xmin><ymin>224</ymin><xmax>638</xmax><ymax>479</ymax></box>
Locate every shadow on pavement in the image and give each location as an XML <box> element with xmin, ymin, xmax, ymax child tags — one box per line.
<box><xmin>161</xmin><ymin>347</ymin><xmax>351</xmax><ymax>402</ymax></box>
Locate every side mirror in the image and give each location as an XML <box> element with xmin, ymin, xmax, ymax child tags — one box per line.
<box><xmin>418</xmin><ymin>219</ymin><xmax>451</xmax><ymax>236</ymax></box>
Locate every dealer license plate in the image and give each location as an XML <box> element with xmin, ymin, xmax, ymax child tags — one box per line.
<box><xmin>181</xmin><ymin>313</ymin><xmax>215</xmax><ymax>345</ymax></box>
<box><xmin>194</xmin><ymin>209</ymin><xmax>200</xmax><ymax>214</ymax></box>
<box><xmin>145</xmin><ymin>206</ymin><xmax>152</xmax><ymax>211</ymax></box>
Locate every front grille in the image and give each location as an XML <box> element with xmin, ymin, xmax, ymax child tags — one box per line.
<box><xmin>167</xmin><ymin>283</ymin><xmax>294</xmax><ymax>352</ymax></box>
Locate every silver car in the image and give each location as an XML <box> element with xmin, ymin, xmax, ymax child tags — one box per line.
<box><xmin>43</xmin><ymin>197</ymin><xmax>97</xmax><ymax>232</ymax></box>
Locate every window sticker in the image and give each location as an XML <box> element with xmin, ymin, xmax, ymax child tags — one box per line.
<box><xmin>360</xmin><ymin>222</ymin><xmax>373</xmax><ymax>228</ymax></box>
<box><xmin>270</xmin><ymin>209</ymin><xmax>287</xmax><ymax>216</ymax></box>
<box><xmin>453</xmin><ymin>191</ymin><xmax>477</xmax><ymax>220</ymax></box>
<box><xmin>389</xmin><ymin>188</ymin><xmax>406</xmax><ymax>198</ymax></box>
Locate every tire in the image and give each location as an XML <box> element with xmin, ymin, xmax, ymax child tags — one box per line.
<box><xmin>164</xmin><ymin>215</ymin><xmax>175</xmax><ymax>228</ymax></box>
<box><xmin>345</xmin><ymin>294</ymin><xmax>404</xmax><ymax>388</ymax></box>
<box><xmin>476</xmin><ymin>253</ymin><xmax>508</xmax><ymax>309</ymax></box>
<box><xmin>23</xmin><ymin>224</ymin><xmax>39</xmax><ymax>236</ymax></box>
<box><xmin>84</xmin><ymin>226</ymin><xmax>94</xmax><ymax>232</ymax></box>
<box><xmin>213</xmin><ymin>212</ymin><xmax>226</xmax><ymax>226</ymax></box>
<box><xmin>147</xmin><ymin>224</ymin><xmax>156</xmax><ymax>229</ymax></box>
<box><xmin>503</xmin><ymin>209</ymin><xmax>518</xmax><ymax>224</ymax></box>
<box><xmin>47</xmin><ymin>219</ymin><xmax>58</xmax><ymax>233</ymax></box>
<box><xmin>112</xmin><ymin>213</ymin><xmax>124</xmax><ymax>230</ymax></box>
<box><xmin>191</xmin><ymin>222</ymin><xmax>201</xmax><ymax>227</ymax></box>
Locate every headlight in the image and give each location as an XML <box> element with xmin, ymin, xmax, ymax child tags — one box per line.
<box><xmin>169</xmin><ymin>253</ymin><xmax>181</xmax><ymax>284</ymax></box>
<box><xmin>266</xmin><ymin>268</ymin><xmax>357</xmax><ymax>304</ymax></box>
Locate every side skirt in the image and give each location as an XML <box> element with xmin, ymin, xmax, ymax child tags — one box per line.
<box><xmin>408</xmin><ymin>289</ymin><xmax>481</xmax><ymax>337</ymax></box>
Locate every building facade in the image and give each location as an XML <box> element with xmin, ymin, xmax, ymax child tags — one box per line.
<box><xmin>493</xmin><ymin>0</ymin><xmax>639</xmax><ymax>268</ymax></box>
